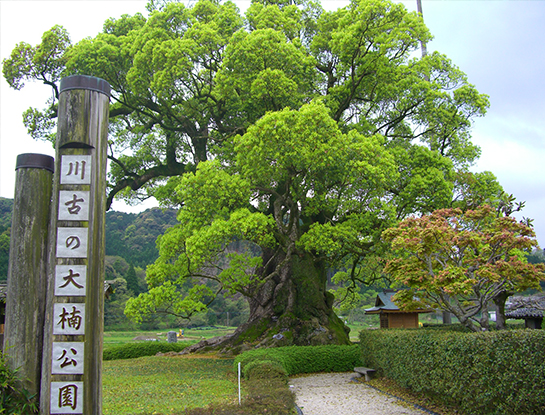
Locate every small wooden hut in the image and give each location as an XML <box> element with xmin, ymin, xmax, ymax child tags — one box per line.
<box><xmin>505</xmin><ymin>295</ymin><xmax>545</xmax><ymax>329</ymax></box>
<box><xmin>365</xmin><ymin>290</ymin><xmax>431</xmax><ymax>329</ymax></box>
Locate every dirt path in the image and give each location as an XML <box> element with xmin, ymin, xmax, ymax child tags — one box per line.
<box><xmin>289</xmin><ymin>372</ymin><xmax>426</xmax><ymax>415</ymax></box>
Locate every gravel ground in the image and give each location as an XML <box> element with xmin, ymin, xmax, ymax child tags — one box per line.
<box><xmin>289</xmin><ymin>372</ymin><xmax>426</xmax><ymax>415</ymax></box>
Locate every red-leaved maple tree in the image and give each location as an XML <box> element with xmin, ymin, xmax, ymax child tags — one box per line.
<box><xmin>383</xmin><ymin>205</ymin><xmax>545</xmax><ymax>332</ymax></box>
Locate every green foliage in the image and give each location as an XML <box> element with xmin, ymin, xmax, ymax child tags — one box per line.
<box><xmin>0</xmin><ymin>198</ymin><xmax>13</xmax><ymax>230</ymax></box>
<box><xmin>103</xmin><ymin>341</ymin><xmax>191</xmax><ymax>360</ymax></box>
<box><xmin>0</xmin><ymin>198</ymin><xmax>13</xmax><ymax>282</ymax></box>
<box><xmin>105</xmin><ymin>256</ymin><xmax>130</xmax><ymax>280</ymax></box>
<box><xmin>104</xmin><ymin>276</ymin><xmax>138</xmax><ymax>329</ymax></box>
<box><xmin>2</xmin><ymin>24</ymin><xmax>69</xmax><ymax>92</ymax></box>
<box><xmin>235</xmin><ymin>344</ymin><xmax>362</xmax><ymax>376</ymax></box>
<box><xmin>452</xmin><ymin>170</ymin><xmax>504</xmax><ymax>211</ymax></box>
<box><xmin>126</xmin><ymin>160</ymin><xmax>275</xmax><ymax>323</ymax></box>
<box><xmin>127</xmin><ymin>100</ymin><xmax>398</xmax><ymax>331</ymax></box>
<box><xmin>0</xmin><ymin>231</ymin><xmax>9</xmax><ymax>283</ymax></box>
<box><xmin>125</xmin><ymin>263</ymin><xmax>140</xmax><ymax>295</ymax></box>
<box><xmin>0</xmin><ymin>351</ymin><xmax>38</xmax><ymax>414</ymax></box>
<box><xmin>359</xmin><ymin>328</ymin><xmax>545</xmax><ymax>415</ymax></box>
<box><xmin>2</xmin><ymin>25</ymin><xmax>70</xmax><ymax>143</ymax></box>
<box><xmin>105</xmin><ymin>208</ymin><xmax>178</xmax><ymax>267</ymax></box>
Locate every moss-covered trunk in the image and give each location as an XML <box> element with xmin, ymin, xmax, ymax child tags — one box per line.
<box><xmin>182</xmin><ymin>248</ymin><xmax>350</xmax><ymax>354</ymax></box>
<box><xmin>208</xmin><ymin>248</ymin><xmax>349</xmax><ymax>352</ymax></box>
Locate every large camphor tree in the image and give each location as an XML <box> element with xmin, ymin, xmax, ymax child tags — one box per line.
<box><xmin>3</xmin><ymin>0</ymin><xmax>491</xmax><ymax>348</ymax></box>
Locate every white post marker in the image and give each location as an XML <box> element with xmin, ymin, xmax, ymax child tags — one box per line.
<box><xmin>238</xmin><ymin>362</ymin><xmax>241</xmax><ymax>405</ymax></box>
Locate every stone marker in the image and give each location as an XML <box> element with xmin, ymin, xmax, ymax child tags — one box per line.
<box><xmin>167</xmin><ymin>331</ymin><xmax>178</xmax><ymax>343</ymax></box>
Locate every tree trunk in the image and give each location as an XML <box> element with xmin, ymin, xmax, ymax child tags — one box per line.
<box><xmin>480</xmin><ymin>303</ymin><xmax>490</xmax><ymax>330</ymax></box>
<box><xmin>457</xmin><ymin>315</ymin><xmax>480</xmax><ymax>333</ymax></box>
<box><xmin>185</xmin><ymin>249</ymin><xmax>351</xmax><ymax>353</ymax></box>
<box><xmin>449</xmin><ymin>298</ymin><xmax>481</xmax><ymax>332</ymax></box>
<box><xmin>493</xmin><ymin>290</ymin><xmax>511</xmax><ymax>330</ymax></box>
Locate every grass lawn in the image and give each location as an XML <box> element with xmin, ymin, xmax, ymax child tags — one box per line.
<box><xmin>346</xmin><ymin>323</ymin><xmax>372</xmax><ymax>341</ymax></box>
<box><xmin>103</xmin><ymin>355</ymin><xmax>240</xmax><ymax>415</ymax></box>
<box><xmin>101</xmin><ymin>325</ymin><xmax>360</xmax><ymax>414</ymax></box>
<box><xmin>103</xmin><ymin>326</ymin><xmax>236</xmax><ymax>350</ymax></box>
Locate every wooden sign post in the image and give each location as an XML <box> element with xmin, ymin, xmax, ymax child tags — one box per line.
<box><xmin>3</xmin><ymin>153</ymin><xmax>54</xmax><ymax>397</ymax></box>
<box><xmin>40</xmin><ymin>75</ymin><xmax>110</xmax><ymax>415</ymax></box>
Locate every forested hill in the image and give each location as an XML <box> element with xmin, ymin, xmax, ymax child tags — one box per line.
<box><xmin>0</xmin><ymin>198</ymin><xmax>13</xmax><ymax>279</ymax></box>
<box><xmin>0</xmin><ymin>198</ymin><xmax>13</xmax><ymax>231</ymax></box>
<box><xmin>106</xmin><ymin>208</ymin><xmax>178</xmax><ymax>266</ymax></box>
<box><xmin>0</xmin><ymin>197</ymin><xmax>178</xmax><ymax>281</ymax></box>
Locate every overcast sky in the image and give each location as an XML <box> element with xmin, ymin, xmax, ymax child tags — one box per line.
<box><xmin>1</xmin><ymin>0</ymin><xmax>544</xmax><ymax>246</ymax></box>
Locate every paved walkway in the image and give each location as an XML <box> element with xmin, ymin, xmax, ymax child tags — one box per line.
<box><xmin>289</xmin><ymin>373</ymin><xmax>426</xmax><ymax>415</ymax></box>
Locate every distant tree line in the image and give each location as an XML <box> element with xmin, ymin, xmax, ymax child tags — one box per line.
<box><xmin>105</xmin><ymin>208</ymin><xmax>178</xmax><ymax>267</ymax></box>
<box><xmin>0</xmin><ymin>198</ymin><xmax>13</xmax><ymax>280</ymax></box>
<box><xmin>0</xmin><ymin>202</ymin><xmax>177</xmax><ymax>283</ymax></box>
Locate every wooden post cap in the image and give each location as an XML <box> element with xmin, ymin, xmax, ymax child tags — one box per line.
<box><xmin>60</xmin><ymin>75</ymin><xmax>111</xmax><ymax>97</ymax></box>
<box><xmin>15</xmin><ymin>153</ymin><xmax>54</xmax><ymax>173</ymax></box>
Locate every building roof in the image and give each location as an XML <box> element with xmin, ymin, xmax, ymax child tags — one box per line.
<box><xmin>0</xmin><ymin>284</ymin><xmax>6</xmax><ymax>303</ymax></box>
<box><xmin>365</xmin><ymin>290</ymin><xmax>432</xmax><ymax>314</ymax></box>
<box><xmin>505</xmin><ymin>295</ymin><xmax>545</xmax><ymax>319</ymax></box>
<box><xmin>365</xmin><ymin>290</ymin><xmax>399</xmax><ymax>313</ymax></box>
<box><xmin>104</xmin><ymin>280</ymin><xmax>115</xmax><ymax>299</ymax></box>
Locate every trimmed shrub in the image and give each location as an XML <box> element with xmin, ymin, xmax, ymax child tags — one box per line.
<box><xmin>243</xmin><ymin>359</ymin><xmax>288</xmax><ymax>383</ymax></box>
<box><xmin>420</xmin><ymin>323</ymin><xmax>472</xmax><ymax>332</ymax></box>
<box><xmin>103</xmin><ymin>341</ymin><xmax>192</xmax><ymax>360</ymax></box>
<box><xmin>359</xmin><ymin>328</ymin><xmax>545</xmax><ymax>415</ymax></box>
<box><xmin>235</xmin><ymin>344</ymin><xmax>362</xmax><ymax>377</ymax></box>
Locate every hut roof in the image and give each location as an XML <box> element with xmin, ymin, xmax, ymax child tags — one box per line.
<box><xmin>104</xmin><ymin>280</ymin><xmax>115</xmax><ymax>299</ymax></box>
<box><xmin>365</xmin><ymin>290</ymin><xmax>399</xmax><ymax>313</ymax></box>
<box><xmin>0</xmin><ymin>284</ymin><xmax>6</xmax><ymax>303</ymax></box>
<box><xmin>365</xmin><ymin>290</ymin><xmax>433</xmax><ymax>315</ymax></box>
<box><xmin>505</xmin><ymin>295</ymin><xmax>545</xmax><ymax>319</ymax></box>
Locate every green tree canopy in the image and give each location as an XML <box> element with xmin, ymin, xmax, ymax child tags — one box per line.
<box><xmin>3</xmin><ymin>0</ymin><xmax>496</xmax><ymax>347</ymax></box>
<box><xmin>3</xmin><ymin>0</ymin><xmax>489</xmax><ymax>208</ymax></box>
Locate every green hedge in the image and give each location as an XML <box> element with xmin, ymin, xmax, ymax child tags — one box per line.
<box><xmin>235</xmin><ymin>344</ymin><xmax>362</xmax><ymax>377</ymax></box>
<box><xmin>242</xmin><ymin>359</ymin><xmax>289</xmax><ymax>383</ymax></box>
<box><xmin>359</xmin><ymin>329</ymin><xmax>545</xmax><ymax>415</ymax></box>
<box><xmin>103</xmin><ymin>341</ymin><xmax>191</xmax><ymax>360</ymax></box>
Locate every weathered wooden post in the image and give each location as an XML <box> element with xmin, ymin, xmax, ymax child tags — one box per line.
<box><xmin>40</xmin><ymin>75</ymin><xmax>110</xmax><ymax>415</ymax></box>
<box><xmin>3</xmin><ymin>153</ymin><xmax>54</xmax><ymax>397</ymax></box>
